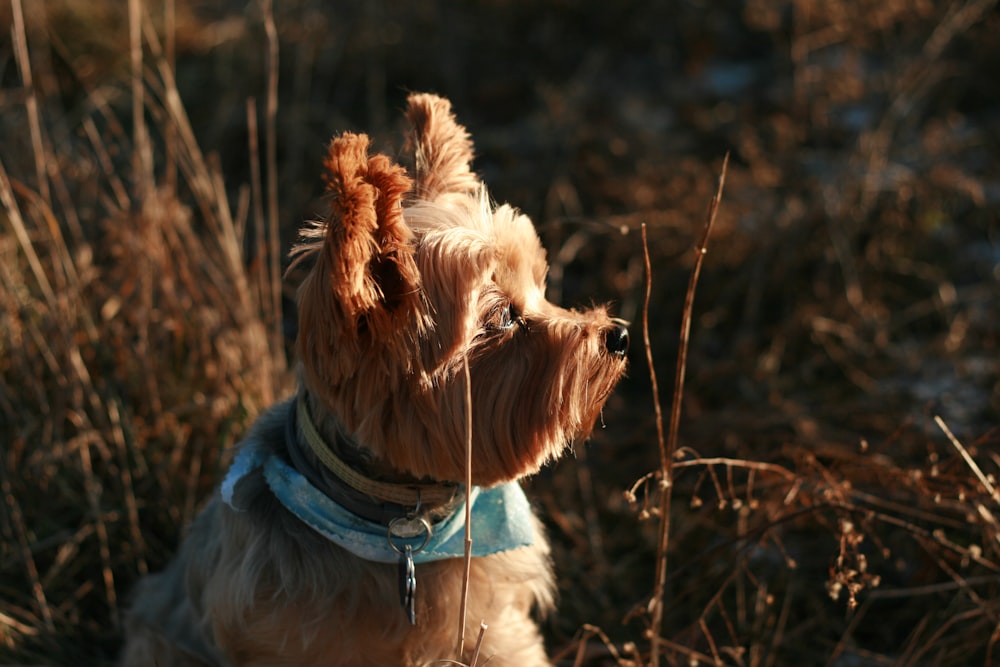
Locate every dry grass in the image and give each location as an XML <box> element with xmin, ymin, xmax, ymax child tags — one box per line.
<box><xmin>1</xmin><ymin>0</ymin><xmax>998</xmax><ymax>665</ymax></box>
<box><xmin>1</xmin><ymin>0</ymin><xmax>289</xmax><ymax>660</ymax></box>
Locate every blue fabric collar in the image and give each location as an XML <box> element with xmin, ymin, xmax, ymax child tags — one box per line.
<box><xmin>221</xmin><ymin>438</ymin><xmax>535</xmax><ymax>564</ymax></box>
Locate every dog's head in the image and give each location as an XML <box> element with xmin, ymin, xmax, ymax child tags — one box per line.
<box><xmin>292</xmin><ymin>93</ymin><xmax>628</xmax><ymax>486</ymax></box>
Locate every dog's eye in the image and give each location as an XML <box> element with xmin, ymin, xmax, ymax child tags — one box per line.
<box><xmin>486</xmin><ymin>302</ymin><xmax>524</xmax><ymax>333</ymax></box>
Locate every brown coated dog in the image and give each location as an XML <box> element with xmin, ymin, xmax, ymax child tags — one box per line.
<box><xmin>121</xmin><ymin>93</ymin><xmax>628</xmax><ymax>666</ymax></box>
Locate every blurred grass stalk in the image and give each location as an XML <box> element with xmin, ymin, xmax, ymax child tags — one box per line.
<box><xmin>0</xmin><ymin>0</ymin><xmax>288</xmax><ymax>652</ymax></box>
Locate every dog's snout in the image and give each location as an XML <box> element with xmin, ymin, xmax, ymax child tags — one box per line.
<box><xmin>604</xmin><ymin>323</ymin><xmax>629</xmax><ymax>357</ymax></box>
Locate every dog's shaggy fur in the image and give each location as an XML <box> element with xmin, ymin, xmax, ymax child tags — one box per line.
<box><xmin>121</xmin><ymin>93</ymin><xmax>628</xmax><ymax>666</ymax></box>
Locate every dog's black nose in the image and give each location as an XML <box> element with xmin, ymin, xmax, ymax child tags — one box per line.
<box><xmin>604</xmin><ymin>323</ymin><xmax>629</xmax><ymax>357</ymax></box>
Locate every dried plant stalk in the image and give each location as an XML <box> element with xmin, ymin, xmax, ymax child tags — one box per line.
<box><xmin>457</xmin><ymin>356</ymin><xmax>474</xmax><ymax>658</ymax></box>
<box><xmin>648</xmin><ymin>154</ymin><xmax>728</xmax><ymax>667</ymax></box>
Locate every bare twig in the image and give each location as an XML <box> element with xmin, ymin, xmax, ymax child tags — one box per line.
<box><xmin>571</xmin><ymin>624</ymin><xmax>630</xmax><ymax>667</ymax></box>
<box><xmin>435</xmin><ymin>623</ymin><xmax>488</xmax><ymax>667</ymax></box>
<box><xmin>641</xmin><ymin>223</ymin><xmax>668</xmax><ymax>480</ymax></box>
<box><xmin>247</xmin><ymin>97</ymin><xmax>266</xmax><ymax>297</ymax></box>
<box><xmin>9</xmin><ymin>0</ymin><xmax>49</xmax><ymax>206</ymax></box>
<box><xmin>107</xmin><ymin>399</ymin><xmax>148</xmax><ymax>576</ymax></box>
<box><xmin>77</xmin><ymin>435</ymin><xmax>117</xmax><ymax>626</ymax></box>
<box><xmin>0</xmin><ymin>470</ymin><xmax>54</xmax><ymax>632</ymax></box>
<box><xmin>262</xmin><ymin>0</ymin><xmax>283</xmax><ymax>373</ymax></box>
<box><xmin>469</xmin><ymin>622</ymin><xmax>488</xmax><ymax>667</ymax></box>
<box><xmin>163</xmin><ymin>0</ymin><xmax>177</xmax><ymax>193</ymax></box>
<box><xmin>0</xmin><ymin>157</ymin><xmax>56</xmax><ymax>306</ymax></box>
<box><xmin>935</xmin><ymin>415</ymin><xmax>1000</xmax><ymax>503</ymax></box>
<box><xmin>128</xmin><ymin>0</ymin><xmax>153</xmax><ymax>200</ymax></box>
<box><xmin>457</xmin><ymin>355</ymin><xmax>474</xmax><ymax>658</ymax></box>
<box><xmin>648</xmin><ymin>153</ymin><xmax>729</xmax><ymax>667</ymax></box>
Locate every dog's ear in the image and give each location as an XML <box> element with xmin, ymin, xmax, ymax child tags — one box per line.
<box><xmin>293</xmin><ymin>133</ymin><xmax>424</xmax><ymax>342</ymax></box>
<box><xmin>405</xmin><ymin>93</ymin><xmax>479</xmax><ymax>204</ymax></box>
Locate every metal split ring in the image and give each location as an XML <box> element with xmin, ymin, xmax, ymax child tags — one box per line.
<box><xmin>387</xmin><ymin>515</ymin><xmax>432</xmax><ymax>554</ymax></box>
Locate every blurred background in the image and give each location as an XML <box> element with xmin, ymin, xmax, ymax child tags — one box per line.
<box><xmin>1</xmin><ymin>0</ymin><xmax>998</xmax><ymax>664</ymax></box>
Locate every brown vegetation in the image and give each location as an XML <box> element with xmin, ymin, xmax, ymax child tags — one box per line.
<box><xmin>1</xmin><ymin>0</ymin><xmax>997</xmax><ymax>664</ymax></box>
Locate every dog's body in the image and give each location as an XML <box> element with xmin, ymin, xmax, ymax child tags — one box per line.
<box><xmin>121</xmin><ymin>94</ymin><xmax>627</xmax><ymax>666</ymax></box>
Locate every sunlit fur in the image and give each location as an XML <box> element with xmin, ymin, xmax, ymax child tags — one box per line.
<box><xmin>121</xmin><ymin>93</ymin><xmax>627</xmax><ymax>666</ymax></box>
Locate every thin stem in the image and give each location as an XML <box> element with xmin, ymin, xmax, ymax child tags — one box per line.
<box><xmin>649</xmin><ymin>154</ymin><xmax>728</xmax><ymax>666</ymax></box>
<box><xmin>457</xmin><ymin>355</ymin><xmax>474</xmax><ymax>658</ymax></box>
